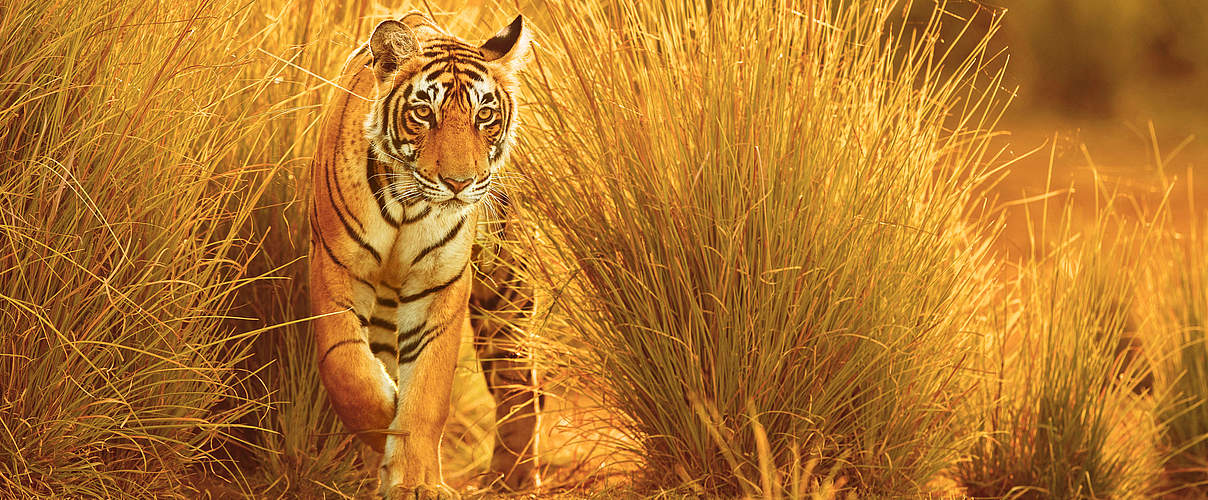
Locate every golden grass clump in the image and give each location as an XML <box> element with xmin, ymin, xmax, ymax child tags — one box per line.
<box><xmin>7</xmin><ymin>0</ymin><xmax>1208</xmax><ymax>497</ymax></box>
<box><xmin>513</xmin><ymin>0</ymin><xmax>1007</xmax><ymax>496</ymax></box>
<box><xmin>1145</xmin><ymin>215</ymin><xmax>1208</xmax><ymax>494</ymax></box>
<box><xmin>0</xmin><ymin>1</ymin><xmax>280</xmax><ymax>496</ymax></box>
<box><xmin>0</xmin><ymin>0</ymin><xmax>384</xmax><ymax>495</ymax></box>
<box><xmin>958</xmin><ymin>189</ymin><xmax>1160</xmax><ymax>499</ymax></box>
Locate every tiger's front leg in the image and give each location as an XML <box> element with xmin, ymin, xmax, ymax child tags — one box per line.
<box><xmin>379</xmin><ymin>271</ymin><xmax>471</xmax><ymax>500</ymax></box>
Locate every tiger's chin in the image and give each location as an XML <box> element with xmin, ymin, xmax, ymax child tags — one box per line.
<box><xmin>427</xmin><ymin>195</ymin><xmax>481</xmax><ymax>213</ymax></box>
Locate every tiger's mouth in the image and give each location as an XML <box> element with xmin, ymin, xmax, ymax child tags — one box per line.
<box><xmin>411</xmin><ymin>170</ymin><xmax>491</xmax><ymax>207</ymax></box>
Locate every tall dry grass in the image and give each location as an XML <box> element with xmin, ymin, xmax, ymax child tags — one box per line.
<box><xmin>512</xmin><ymin>0</ymin><xmax>1008</xmax><ymax>496</ymax></box>
<box><xmin>958</xmin><ymin>184</ymin><xmax>1160</xmax><ymax>498</ymax></box>
<box><xmin>0</xmin><ymin>0</ymin><xmax>395</xmax><ymax>495</ymax></box>
<box><xmin>5</xmin><ymin>0</ymin><xmax>1207</xmax><ymax>498</ymax></box>
<box><xmin>0</xmin><ymin>1</ymin><xmax>549</xmax><ymax>496</ymax></box>
<box><xmin>1144</xmin><ymin>195</ymin><xmax>1208</xmax><ymax>495</ymax></box>
<box><xmin>0</xmin><ymin>0</ymin><xmax>289</xmax><ymax>495</ymax></box>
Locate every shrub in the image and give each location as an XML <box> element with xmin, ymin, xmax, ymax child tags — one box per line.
<box><xmin>514</xmin><ymin>0</ymin><xmax>1006</xmax><ymax>495</ymax></box>
<box><xmin>959</xmin><ymin>191</ymin><xmax>1158</xmax><ymax>499</ymax></box>
<box><xmin>1146</xmin><ymin>218</ymin><xmax>1208</xmax><ymax>495</ymax></box>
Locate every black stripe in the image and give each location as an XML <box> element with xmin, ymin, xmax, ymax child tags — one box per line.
<box><xmin>326</xmin><ymin>163</ymin><xmax>382</xmax><ymax>264</ymax></box>
<box><xmin>411</xmin><ymin>217</ymin><xmax>465</xmax><ymax>265</ymax></box>
<box><xmin>412</xmin><ymin>173</ymin><xmax>442</xmax><ymax>190</ymax></box>
<box><xmin>419</xmin><ymin>56</ymin><xmax>488</xmax><ymax>78</ymax></box>
<box><xmin>313</xmin><ymin>220</ymin><xmax>376</xmax><ymax>291</ymax></box>
<box><xmin>393</xmin><ymin>84</ymin><xmax>416</xmax><ymax>144</ymax></box>
<box><xmin>399</xmin><ymin>324</ymin><xmax>438</xmax><ymax>351</ymax></box>
<box><xmin>325</xmin><ymin>155</ymin><xmax>365</xmax><ymax>233</ymax></box>
<box><xmin>422</xmin><ymin>42</ymin><xmax>484</xmax><ymax>56</ymax></box>
<box><xmin>376</xmin><ymin>296</ymin><xmax>398</xmax><ymax>308</ymax></box>
<box><xmin>422</xmin><ymin>48</ymin><xmax>481</xmax><ymax>58</ymax></box>
<box><xmin>397</xmin><ymin>268</ymin><xmax>465</xmax><ymax>304</ymax></box>
<box><xmin>334</xmin><ymin>299</ymin><xmax>369</xmax><ymax>326</ymax></box>
<box><xmin>320</xmin><ymin>339</ymin><xmax>365</xmax><ymax>366</ymax></box>
<box><xmin>460</xmin><ymin>68</ymin><xmax>484</xmax><ymax>83</ymax></box>
<box><xmin>480</xmin><ymin>116</ymin><xmax>501</xmax><ymax>129</ymax></box>
<box><xmin>369</xmin><ymin>316</ymin><xmax>396</xmax><ymax>331</ymax></box>
<box><xmin>397</xmin><ymin>322</ymin><xmax>426</xmax><ymax>343</ymax></box>
<box><xmin>366</xmin><ymin>148</ymin><xmax>401</xmax><ymax>227</ymax></box>
<box><xmin>402</xmin><ymin>206</ymin><xmax>431</xmax><ymax>225</ymax></box>
<box><xmin>390</xmin><ymin>84</ymin><xmax>413</xmax><ymax>151</ymax></box>
<box><xmin>419</xmin><ymin>57</ymin><xmax>455</xmax><ymax>74</ymax></box>
<box><xmin>448</xmin><ymin>56</ymin><xmax>489</xmax><ymax>74</ymax></box>
<box><xmin>316</xmin><ymin>82</ymin><xmax>377</xmax><ymax>262</ymax></box>
<box><xmin>398</xmin><ymin>325</ymin><xmax>443</xmax><ymax>364</ymax></box>
<box><xmin>370</xmin><ymin>342</ymin><xmax>398</xmax><ymax>357</ymax></box>
<box><xmin>401</xmin><ymin>115</ymin><xmax>424</xmax><ymax>136</ymax></box>
<box><xmin>380</xmin><ymin>81</ymin><xmax>402</xmax><ymax>141</ymax></box>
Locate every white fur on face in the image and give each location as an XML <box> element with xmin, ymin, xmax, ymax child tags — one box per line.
<box><xmin>366</xmin><ymin>63</ymin><xmax>515</xmax><ymax>208</ymax></box>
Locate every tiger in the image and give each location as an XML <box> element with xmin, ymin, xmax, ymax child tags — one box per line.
<box><xmin>307</xmin><ymin>12</ymin><xmax>537</xmax><ymax>499</ymax></box>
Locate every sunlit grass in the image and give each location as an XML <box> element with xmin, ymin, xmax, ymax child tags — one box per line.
<box><xmin>513</xmin><ymin>0</ymin><xmax>1008</xmax><ymax>496</ymax></box>
<box><xmin>0</xmin><ymin>0</ymin><xmax>286</xmax><ymax>495</ymax></box>
<box><xmin>4</xmin><ymin>0</ymin><xmax>1207</xmax><ymax>498</ymax></box>
<box><xmin>1145</xmin><ymin>208</ymin><xmax>1208</xmax><ymax>495</ymax></box>
<box><xmin>958</xmin><ymin>174</ymin><xmax>1161</xmax><ymax>498</ymax></box>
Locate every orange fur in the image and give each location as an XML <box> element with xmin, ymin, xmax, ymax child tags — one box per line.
<box><xmin>308</xmin><ymin>12</ymin><xmax>535</xmax><ymax>498</ymax></box>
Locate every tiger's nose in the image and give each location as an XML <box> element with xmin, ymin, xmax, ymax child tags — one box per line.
<box><xmin>440</xmin><ymin>176</ymin><xmax>474</xmax><ymax>194</ymax></box>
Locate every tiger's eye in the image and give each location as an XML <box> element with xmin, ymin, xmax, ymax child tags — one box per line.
<box><xmin>412</xmin><ymin>106</ymin><xmax>432</xmax><ymax>119</ymax></box>
<box><xmin>476</xmin><ymin>108</ymin><xmax>495</xmax><ymax>122</ymax></box>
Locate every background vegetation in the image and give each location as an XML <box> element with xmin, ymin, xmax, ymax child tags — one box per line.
<box><xmin>1</xmin><ymin>0</ymin><xmax>1205</xmax><ymax>498</ymax></box>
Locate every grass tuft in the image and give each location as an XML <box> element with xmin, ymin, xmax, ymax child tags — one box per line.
<box><xmin>958</xmin><ymin>179</ymin><xmax>1159</xmax><ymax>499</ymax></box>
<box><xmin>1146</xmin><ymin>209</ymin><xmax>1208</xmax><ymax>495</ymax></box>
<box><xmin>513</xmin><ymin>0</ymin><xmax>1007</xmax><ymax>496</ymax></box>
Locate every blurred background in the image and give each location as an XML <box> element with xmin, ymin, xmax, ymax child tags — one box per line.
<box><xmin>952</xmin><ymin>0</ymin><xmax>1208</xmax><ymax>255</ymax></box>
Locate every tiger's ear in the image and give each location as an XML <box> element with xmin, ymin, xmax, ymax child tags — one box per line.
<box><xmin>480</xmin><ymin>15</ymin><xmax>530</xmax><ymax>72</ymax></box>
<box><xmin>370</xmin><ymin>20</ymin><xmax>417</xmax><ymax>82</ymax></box>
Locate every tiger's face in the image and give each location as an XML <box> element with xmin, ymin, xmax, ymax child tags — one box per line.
<box><xmin>365</xmin><ymin>13</ymin><xmax>530</xmax><ymax>207</ymax></box>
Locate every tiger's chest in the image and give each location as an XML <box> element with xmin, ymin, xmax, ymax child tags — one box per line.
<box><xmin>376</xmin><ymin>202</ymin><xmax>477</xmax><ymax>294</ymax></box>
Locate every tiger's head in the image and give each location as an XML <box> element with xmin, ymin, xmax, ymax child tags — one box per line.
<box><xmin>365</xmin><ymin>12</ymin><xmax>530</xmax><ymax>208</ymax></box>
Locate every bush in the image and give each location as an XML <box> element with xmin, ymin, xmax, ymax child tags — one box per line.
<box><xmin>513</xmin><ymin>0</ymin><xmax>1006</xmax><ymax>496</ymax></box>
<box><xmin>959</xmin><ymin>191</ymin><xmax>1158</xmax><ymax>499</ymax></box>
<box><xmin>0</xmin><ymin>0</ymin><xmax>278</xmax><ymax>495</ymax></box>
<box><xmin>1146</xmin><ymin>218</ymin><xmax>1208</xmax><ymax>495</ymax></box>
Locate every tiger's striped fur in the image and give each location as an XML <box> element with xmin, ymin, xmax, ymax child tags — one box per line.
<box><xmin>308</xmin><ymin>12</ymin><xmax>535</xmax><ymax>498</ymax></box>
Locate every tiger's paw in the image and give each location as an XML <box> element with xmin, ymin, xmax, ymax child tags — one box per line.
<box><xmin>384</xmin><ymin>484</ymin><xmax>459</xmax><ymax>500</ymax></box>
